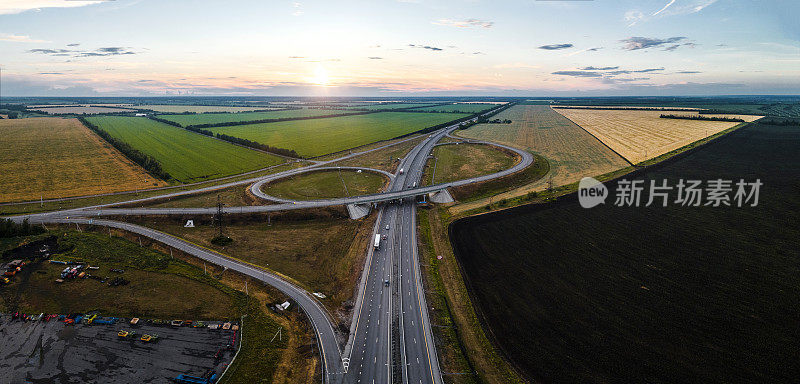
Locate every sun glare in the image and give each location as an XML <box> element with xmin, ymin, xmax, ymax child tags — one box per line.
<box><xmin>310</xmin><ymin>65</ymin><xmax>330</xmax><ymax>86</ymax></box>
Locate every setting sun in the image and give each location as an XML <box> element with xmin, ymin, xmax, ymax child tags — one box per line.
<box><xmin>310</xmin><ymin>65</ymin><xmax>330</xmax><ymax>86</ymax></box>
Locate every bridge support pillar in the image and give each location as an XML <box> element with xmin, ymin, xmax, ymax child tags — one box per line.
<box><xmin>428</xmin><ymin>189</ymin><xmax>454</xmax><ymax>204</ymax></box>
<box><xmin>346</xmin><ymin>203</ymin><xmax>372</xmax><ymax>220</ymax></box>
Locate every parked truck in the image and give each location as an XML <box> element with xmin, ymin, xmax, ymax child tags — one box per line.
<box><xmin>373</xmin><ymin>234</ymin><xmax>381</xmax><ymax>250</ymax></box>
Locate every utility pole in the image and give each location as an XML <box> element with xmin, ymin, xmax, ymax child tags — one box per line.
<box><xmin>216</xmin><ymin>194</ymin><xmax>224</xmax><ymax>238</ymax></box>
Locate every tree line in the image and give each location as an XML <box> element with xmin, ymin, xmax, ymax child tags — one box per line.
<box><xmin>186</xmin><ymin>127</ymin><xmax>301</xmax><ymax>158</ymax></box>
<box><xmin>135</xmin><ymin>107</ymin><xmax>297</xmax><ymax>115</ymax></box>
<box><xmin>79</xmin><ymin>117</ymin><xmax>172</xmax><ymax>181</ymax></box>
<box><xmin>659</xmin><ymin>114</ymin><xmax>744</xmax><ymax>122</ymax></box>
<box><xmin>0</xmin><ymin>218</ymin><xmax>45</xmax><ymax>238</ymax></box>
<box><xmin>553</xmin><ymin>106</ymin><xmax>705</xmax><ymax>112</ymax></box>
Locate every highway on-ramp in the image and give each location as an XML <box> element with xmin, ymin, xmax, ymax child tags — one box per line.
<box><xmin>7</xmin><ymin>105</ymin><xmax>529</xmax><ymax>384</ymax></box>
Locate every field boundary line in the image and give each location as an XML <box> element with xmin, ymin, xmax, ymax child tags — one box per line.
<box><xmin>550</xmin><ymin>106</ymin><xmax>634</xmax><ymax>166</ymax></box>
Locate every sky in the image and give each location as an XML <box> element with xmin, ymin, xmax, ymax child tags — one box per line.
<box><xmin>0</xmin><ymin>0</ymin><xmax>798</xmax><ymax>96</ymax></box>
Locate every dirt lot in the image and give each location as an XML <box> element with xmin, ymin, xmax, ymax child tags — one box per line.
<box><xmin>0</xmin><ymin>117</ymin><xmax>164</xmax><ymax>203</ymax></box>
<box><xmin>554</xmin><ymin>108</ymin><xmax>762</xmax><ymax>163</ymax></box>
<box><xmin>0</xmin><ymin>314</ymin><xmax>237</xmax><ymax>383</ymax></box>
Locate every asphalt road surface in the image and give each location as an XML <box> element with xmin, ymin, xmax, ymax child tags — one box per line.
<box><xmin>7</xmin><ymin>105</ymin><xmax>527</xmax><ymax>384</ymax></box>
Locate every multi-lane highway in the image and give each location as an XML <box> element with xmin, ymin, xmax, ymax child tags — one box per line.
<box><xmin>344</xmin><ymin>120</ymin><xmax>472</xmax><ymax>384</ymax></box>
<box><xmin>8</xmin><ymin>105</ymin><xmax>528</xmax><ymax>384</ymax></box>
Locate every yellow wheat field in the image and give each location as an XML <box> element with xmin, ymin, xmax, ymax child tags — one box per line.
<box><xmin>0</xmin><ymin>117</ymin><xmax>166</xmax><ymax>202</ymax></box>
<box><xmin>554</xmin><ymin>109</ymin><xmax>762</xmax><ymax>164</ymax></box>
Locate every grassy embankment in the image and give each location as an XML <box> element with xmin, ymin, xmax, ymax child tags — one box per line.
<box><xmin>131</xmin><ymin>211</ymin><xmax>376</xmax><ymax>319</ymax></box>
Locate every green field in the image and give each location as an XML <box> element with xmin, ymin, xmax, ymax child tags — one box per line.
<box><xmin>85</xmin><ymin>116</ymin><xmax>283</xmax><ymax>183</ymax></box>
<box><xmin>262</xmin><ymin>169</ymin><xmax>387</xmax><ymax>200</ymax></box>
<box><xmin>414</xmin><ymin>103</ymin><xmax>495</xmax><ymax>113</ymax></box>
<box><xmin>205</xmin><ymin>112</ymin><xmax>469</xmax><ymax>157</ymax></box>
<box><xmin>158</xmin><ymin>109</ymin><xmax>345</xmax><ymax>127</ymax></box>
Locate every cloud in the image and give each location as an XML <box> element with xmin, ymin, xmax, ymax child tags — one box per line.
<box><xmin>67</xmin><ymin>43</ymin><xmax>80</xmax><ymax>47</ymax></box>
<box><xmin>651</xmin><ymin>0</ymin><xmax>676</xmax><ymax>16</ymax></box>
<box><xmin>368</xmin><ymin>56</ymin><xmax>383</xmax><ymax>59</ymax></box>
<box><xmin>291</xmin><ymin>2</ymin><xmax>303</xmax><ymax>16</ymax></box>
<box><xmin>551</xmin><ymin>70</ymin><xmax>603</xmax><ymax>78</ymax></box>
<box><xmin>676</xmin><ymin>70</ymin><xmax>702</xmax><ymax>74</ymax></box>
<box><xmin>29</xmin><ymin>48</ymin><xmax>72</xmax><ymax>54</ymax></box>
<box><xmin>657</xmin><ymin>0</ymin><xmax>717</xmax><ymax>16</ymax></box>
<box><xmin>288</xmin><ymin>56</ymin><xmax>305</xmax><ymax>59</ymax></box>
<box><xmin>625</xmin><ymin>10</ymin><xmax>645</xmax><ymax>26</ymax></box>
<box><xmin>28</xmin><ymin>46</ymin><xmax>136</xmax><ymax>57</ymax></box>
<box><xmin>566</xmin><ymin>47</ymin><xmax>603</xmax><ymax>56</ymax></box>
<box><xmin>539</xmin><ymin>43</ymin><xmax>573</xmax><ymax>50</ymax></box>
<box><xmin>38</xmin><ymin>72</ymin><xmax>64</xmax><ymax>75</ymax></box>
<box><xmin>0</xmin><ymin>33</ymin><xmax>49</xmax><ymax>43</ymax></box>
<box><xmin>554</xmin><ymin>67</ymin><xmax>665</xmax><ymax>79</ymax></box>
<box><xmin>621</xmin><ymin>36</ymin><xmax>685</xmax><ymax>50</ymax></box>
<box><xmin>625</xmin><ymin>1</ymin><xmax>717</xmax><ymax>26</ymax></box>
<box><xmin>408</xmin><ymin>44</ymin><xmax>443</xmax><ymax>51</ymax></box>
<box><xmin>633</xmin><ymin>67</ymin><xmax>664</xmax><ymax>73</ymax></box>
<box><xmin>0</xmin><ymin>0</ymin><xmax>105</xmax><ymax>15</ymax></box>
<box><xmin>77</xmin><ymin>47</ymin><xmax>135</xmax><ymax>57</ymax></box>
<box><xmin>433</xmin><ymin>18</ymin><xmax>494</xmax><ymax>29</ymax></box>
<box><xmin>580</xmin><ymin>66</ymin><xmax>619</xmax><ymax>71</ymax></box>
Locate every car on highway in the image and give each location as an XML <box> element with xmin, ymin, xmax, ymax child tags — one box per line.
<box><xmin>384</xmin><ymin>279</ymin><xmax>390</xmax><ymax>287</ymax></box>
<box><xmin>385</xmin><ymin>225</ymin><xmax>389</xmax><ymax>230</ymax></box>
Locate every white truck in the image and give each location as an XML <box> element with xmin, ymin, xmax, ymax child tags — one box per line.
<box><xmin>373</xmin><ymin>234</ymin><xmax>381</xmax><ymax>250</ymax></box>
<box><xmin>399</xmin><ymin>168</ymin><xmax>404</xmax><ymax>175</ymax></box>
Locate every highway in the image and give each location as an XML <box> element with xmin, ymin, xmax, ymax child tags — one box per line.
<box><xmin>344</xmin><ymin>121</ymin><xmax>460</xmax><ymax>384</ymax></box>
<box><xmin>7</xmin><ymin>105</ymin><xmax>527</xmax><ymax>384</ymax></box>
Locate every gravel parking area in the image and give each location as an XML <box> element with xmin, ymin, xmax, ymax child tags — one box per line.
<box><xmin>0</xmin><ymin>314</ymin><xmax>239</xmax><ymax>383</ymax></box>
